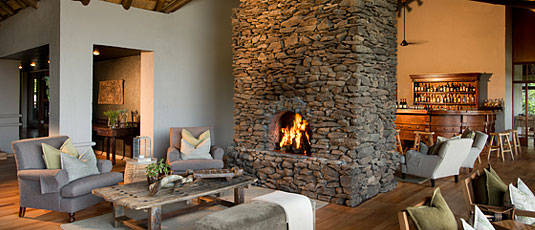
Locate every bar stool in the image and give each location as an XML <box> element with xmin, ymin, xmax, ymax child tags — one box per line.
<box><xmin>487</xmin><ymin>132</ymin><xmax>514</xmax><ymax>161</ymax></box>
<box><xmin>395</xmin><ymin>129</ymin><xmax>403</xmax><ymax>154</ymax></box>
<box><xmin>412</xmin><ymin>131</ymin><xmax>435</xmax><ymax>152</ymax></box>
<box><xmin>505</xmin><ymin>129</ymin><xmax>521</xmax><ymax>156</ymax></box>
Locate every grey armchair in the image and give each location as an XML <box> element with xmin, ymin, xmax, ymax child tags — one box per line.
<box><xmin>167</xmin><ymin>127</ymin><xmax>224</xmax><ymax>174</ymax></box>
<box><xmin>401</xmin><ymin>138</ymin><xmax>473</xmax><ymax>187</ymax></box>
<box><xmin>461</xmin><ymin>131</ymin><xmax>488</xmax><ymax>170</ymax></box>
<box><xmin>12</xmin><ymin>136</ymin><xmax>123</xmax><ymax>222</ymax></box>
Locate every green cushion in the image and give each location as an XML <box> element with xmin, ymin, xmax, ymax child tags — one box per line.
<box><xmin>41</xmin><ymin>138</ymin><xmax>79</xmax><ymax>169</ymax></box>
<box><xmin>485</xmin><ymin>167</ymin><xmax>508</xmax><ymax>206</ymax></box>
<box><xmin>472</xmin><ymin>174</ymin><xmax>489</xmax><ymax>205</ymax></box>
<box><xmin>461</xmin><ymin>128</ymin><xmax>476</xmax><ymax>139</ymax></box>
<box><xmin>427</xmin><ymin>141</ymin><xmax>444</xmax><ymax>155</ymax></box>
<box><xmin>407</xmin><ymin>188</ymin><xmax>458</xmax><ymax>230</ymax></box>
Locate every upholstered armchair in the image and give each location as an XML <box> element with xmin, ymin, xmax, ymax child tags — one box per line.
<box><xmin>461</xmin><ymin>131</ymin><xmax>488</xmax><ymax>170</ymax></box>
<box><xmin>401</xmin><ymin>138</ymin><xmax>473</xmax><ymax>187</ymax></box>
<box><xmin>167</xmin><ymin>127</ymin><xmax>224</xmax><ymax>174</ymax></box>
<box><xmin>12</xmin><ymin>136</ymin><xmax>123</xmax><ymax>222</ymax></box>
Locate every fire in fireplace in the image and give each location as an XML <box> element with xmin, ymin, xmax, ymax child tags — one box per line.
<box><xmin>276</xmin><ymin>112</ymin><xmax>311</xmax><ymax>156</ymax></box>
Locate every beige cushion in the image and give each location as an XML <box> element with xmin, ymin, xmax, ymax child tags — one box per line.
<box><xmin>180</xmin><ymin>138</ymin><xmax>212</xmax><ymax>160</ymax></box>
<box><xmin>182</xmin><ymin>129</ymin><xmax>210</xmax><ymax>147</ymax></box>
<box><xmin>41</xmin><ymin>138</ymin><xmax>79</xmax><ymax>169</ymax></box>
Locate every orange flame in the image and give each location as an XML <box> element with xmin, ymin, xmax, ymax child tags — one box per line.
<box><xmin>279</xmin><ymin>113</ymin><xmax>310</xmax><ymax>154</ymax></box>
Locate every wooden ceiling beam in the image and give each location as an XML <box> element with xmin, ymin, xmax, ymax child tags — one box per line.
<box><xmin>72</xmin><ymin>0</ymin><xmax>90</xmax><ymax>6</ymax></box>
<box><xmin>0</xmin><ymin>1</ymin><xmax>15</xmax><ymax>15</ymax></box>
<box><xmin>154</xmin><ymin>0</ymin><xmax>165</xmax><ymax>12</ymax></box>
<box><xmin>20</xmin><ymin>0</ymin><xmax>38</xmax><ymax>9</ymax></box>
<box><xmin>162</xmin><ymin>0</ymin><xmax>192</xmax><ymax>13</ymax></box>
<box><xmin>121</xmin><ymin>0</ymin><xmax>133</xmax><ymax>10</ymax></box>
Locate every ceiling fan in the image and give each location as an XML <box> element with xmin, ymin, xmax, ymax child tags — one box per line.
<box><xmin>398</xmin><ymin>0</ymin><xmax>428</xmax><ymax>47</ymax></box>
<box><xmin>470</xmin><ymin>0</ymin><xmax>535</xmax><ymax>10</ymax></box>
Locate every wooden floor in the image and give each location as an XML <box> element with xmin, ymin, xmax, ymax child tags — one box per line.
<box><xmin>0</xmin><ymin>148</ymin><xmax>533</xmax><ymax>230</ymax></box>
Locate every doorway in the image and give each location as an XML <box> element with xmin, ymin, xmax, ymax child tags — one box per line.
<box><xmin>92</xmin><ymin>45</ymin><xmax>142</xmax><ymax>160</ymax></box>
<box><xmin>512</xmin><ymin>63</ymin><xmax>535</xmax><ymax>146</ymax></box>
<box><xmin>25</xmin><ymin>70</ymin><xmax>50</xmax><ymax>138</ymax></box>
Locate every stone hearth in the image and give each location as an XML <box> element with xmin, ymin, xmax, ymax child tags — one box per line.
<box><xmin>227</xmin><ymin>0</ymin><xmax>400</xmax><ymax>207</ymax></box>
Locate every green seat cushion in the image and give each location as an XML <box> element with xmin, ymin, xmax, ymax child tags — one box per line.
<box><xmin>407</xmin><ymin>188</ymin><xmax>458</xmax><ymax>230</ymax></box>
<box><xmin>41</xmin><ymin>138</ymin><xmax>79</xmax><ymax>169</ymax></box>
<box><xmin>485</xmin><ymin>167</ymin><xmax>508</xmax><ymax>206</ymax></box>
<box><xmin>462</xmin><ymin>128</ymin><xmax>476</xmax><ymax>139</ymax></box>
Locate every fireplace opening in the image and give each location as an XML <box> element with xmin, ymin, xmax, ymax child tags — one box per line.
<box><xmin>271</xmin><ymin>111</ymin><xmax>311</xmax><ymax>156</ymax></box>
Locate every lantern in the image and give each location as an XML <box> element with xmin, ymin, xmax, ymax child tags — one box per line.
<box><xmin>133</xmin><ymin>136</ymin><xmax>152</xmax><ymax>162</ymax></box>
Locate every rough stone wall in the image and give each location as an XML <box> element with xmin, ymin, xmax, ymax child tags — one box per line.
<box><xmin>229</xmin><ymin>0</ymin><xmax>400</xmax><ymax>206</ymax></box>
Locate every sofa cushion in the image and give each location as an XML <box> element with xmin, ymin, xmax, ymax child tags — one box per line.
<box><xmin>61</xmin><ymin>172</ymin><xmax>123</xmax><ymax>198</ymax></box>
<box><xmin>181</xmin><ymin>138</ymin><xmax>212</xmax><ymax>160</ymax></box>
<box><xmin>485</xmin><ymin>167</ymin><xmax>507</xmax><ymax>206</ymax></box>
<box><xmin>169</xmin><ymin>159</ymin><xmax>223</xmax><ymax>173</ymax></box>
<box><xmin>61</xmin><ymin>148</ymin><xmax>100</xmax><ymax>182</ymax></box>
<box><xmin>195</xmin><ymin>200</ymin><xmax>286</xmax><ymax>230</ymax></box>
<box><xmin>407</xmin><ymin>188</ymin><xmax>458</xmax><ymax>230</ymax></box>
<box><xmin>42</xmin><ymin>138</ymin><xmax>79</xmax><ymax>169</ymax></box>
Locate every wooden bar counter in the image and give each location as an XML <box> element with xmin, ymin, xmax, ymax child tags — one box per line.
<box><xmin>395</xmin><ymin>109</ymin><xmax>496</xmax><ymax>142</ymax></box>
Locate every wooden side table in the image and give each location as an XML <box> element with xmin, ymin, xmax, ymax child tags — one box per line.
<box><xmin>92</xmin><ymin>124</ymin><xmax>139</xmax><ymax>165</ymax></box>
<box><xmin>124</xmin><ymin>158</ymin><xmax>156</xmax><ymax>184</ymax></box>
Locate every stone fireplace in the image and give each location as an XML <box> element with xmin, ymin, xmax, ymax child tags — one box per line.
<box><xmin>226</xmin><ymin>0</ymin><xmax>400</xmax><ymax>207</ymax></box>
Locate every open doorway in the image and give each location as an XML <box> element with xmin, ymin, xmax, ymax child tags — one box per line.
<box><xmin>92</xmin><ymin>45</ymin><xmax>142</xmax><ymax>162</ymax></box>
<box><xmin>2</xmin><ymin>45</ymin><xmax>50</xmax><ymax>139</ymax></box>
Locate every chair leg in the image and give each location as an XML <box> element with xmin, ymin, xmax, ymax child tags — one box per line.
<box><xmin>487</xmin><ymin>136</ymin><xmax>494</xmax><ymax>160</ymax></box>
<box><xmin>430</xmin><ymin>179</ymin><xmax>435</xmax><ymax>187</ymax></box>
<box><xmin>505</xmin><ymin>135</ymin><xmax>514</xmax><ymax>161</ymax></box>
<box><xmin>69</xmin><ymin>213</ymin><xmax>75</xmax><ymax>223</ymax></box>
<box><xmin>18</xmin><ymin>207</ymin><xmax>25</xmax><ymax>218</ymax></box>
<box><xmin>402</xmin><ymin>173</ymin><xmax>406</xmax><ymax>179</ymax></box>
<box><xmin>498</xmin><ymin>135</ymin><xmax>505</xmax><ymax>161</ymax></box>
<box><xmin>454</xmin><ymin>175</ymin><xmax>459</xmax><ymax>183</ymax></box>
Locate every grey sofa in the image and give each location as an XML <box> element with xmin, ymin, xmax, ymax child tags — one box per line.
<box><xmin>167</xmin><ymin>127</ymin><xmax>224</xmax><ymax>174</ymax></box>
<box><xmin>12</xmin><ymin>136</ymin><xmax>123</xmax><ymax>222</ymax></box>
<box><xmin>461</xmin><ymin>131</ymin><xmax>488</xmax><ymax>170</ymax></box>
<box><xmin>401</xmin><ymin>138</ymin><xmax>473</xmax><ymax>187</ymax></box>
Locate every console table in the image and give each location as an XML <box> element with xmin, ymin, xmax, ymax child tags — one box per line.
<box><xmin>92</xmin><ymin>124</ymin><xmax>138</xmax><ymax>165</ymax></box>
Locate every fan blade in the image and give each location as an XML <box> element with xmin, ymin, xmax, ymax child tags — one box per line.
<box><xmin>471</xmin><ymin>0</ymin><xmax>535</xmax><ymax>10</ymax></box>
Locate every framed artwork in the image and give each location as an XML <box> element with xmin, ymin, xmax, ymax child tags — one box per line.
<box><xmin>98</xmin><ymin>80</ymin><xmax>124</xmax><ymax>104</ymax></box>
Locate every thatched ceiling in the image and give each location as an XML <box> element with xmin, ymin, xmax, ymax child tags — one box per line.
<box><xmin>0</xmin><ymin>0</ymin><xmax>193</xmax><ymax>23</ymax></box>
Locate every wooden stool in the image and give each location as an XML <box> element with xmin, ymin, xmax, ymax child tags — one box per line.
<box><xmin>487</xmin><ymin>132</ymin><xmax>514</xmax><ymax>161</ymax></box>
<box><xmin>505</xmin><ymin>129</ymin><xmax>521</xmax><ymax>156</ymax></box>
<box><xmin>412</xmin><ymin>131</ymin><xmax>435</xmax><ymax>152</ymax></box>
<box><xmin>395</xmin><ymin>129</ymin><xmax>403</xmax><ymax>154</ymax></box>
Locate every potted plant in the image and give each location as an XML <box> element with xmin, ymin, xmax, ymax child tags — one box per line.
<box><xmin>145</xmin><ymin>159</ymin><xmax>171</xmax><ymax>184</ymax></box>
<box><xmin>103</xmin><ymin>109</ymin><xmax>127</xmax><ymax>128</ymax></box>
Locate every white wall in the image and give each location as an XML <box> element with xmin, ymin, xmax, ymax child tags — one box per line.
<box><xmin>58</xmin><ymin>0</ymin><xmax>238</xmax><ymax>158</ymax></box>
<box><xmin>396</xmin><ymin>0</ymin><xmax>511</xmax><ymax>130</ymax></box>
<box><xmin>0</xmin><ymin>0</ymin><xmax>60</xmax><ymax>136</ymax></box>
<box><xmin>0</xmin><ymin>60</ymin><xmax>21</xmax><ymax>152</ymax></box>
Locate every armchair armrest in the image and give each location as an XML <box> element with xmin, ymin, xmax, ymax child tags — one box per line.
<box><xmin>167</xmin><ymin>147</ymin><xmax>180</xmax><ymax>164</ymax></box>
<box><xmin>17</xmin><ymin>169</ymin><xmax>69</xmax><ymax>194</ymax></box>
<box><xmin>210</xmin><ymin>146</ymin><xmax>224</xmax><ymax>160</ymax></box>
<box><xmin>515</xmin><ymin>209</ymin><xmax>535</xmax><ymax>218</ymax></box>
<box><xmin>405</xmin><ymin>150</ymin><xmax>441</xmax><ymax>178</ymax></box>
<box><xmin>97</xmin><ymin>159</ymin><xmax>113</xmax><ymax>173</ymax></box>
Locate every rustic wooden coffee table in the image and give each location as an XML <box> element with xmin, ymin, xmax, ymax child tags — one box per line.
<box><xmin>92</xmin><ymin>175</ymin><xmax>257</xmax><ymax>230</ymax></box>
